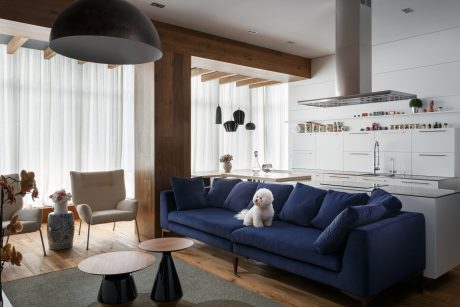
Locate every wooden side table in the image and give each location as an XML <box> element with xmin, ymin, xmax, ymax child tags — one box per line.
<box><xmin>47</xmin><ymin>212</ymin><xmax>74</xmax><ymax>250</ymax></box>
<box><xmin>139</xmin><ymin>237</ymin><xmax>193</xmax><ymax>302</ymax></box>
<box><xmin>78</xmin><ymin>251</ymin><xmax>155</xmax><ymax>305</ymax></box>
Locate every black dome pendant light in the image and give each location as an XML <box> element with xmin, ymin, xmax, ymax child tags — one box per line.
<box><xmin>224</xmin><ymin>120</ymin><xmax>238</xmax><ymax>132</ymax></box>
<box><xmin>246</xmin><ymin>90</ymin><xmax>256</xmax><ymax>130</ymax></box>
<box><xmin>50</xmin><ymin>0</ymin><xmax>162</xmax><ymax>64</ymax></box>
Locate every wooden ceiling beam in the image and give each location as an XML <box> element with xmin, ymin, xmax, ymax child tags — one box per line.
<box><xmin>236</xmin><ymin>78</ymin><xmax>267</xmax><ymax>87</ymax></box>
<box><xmin>219</xmin><ymin>74</ymin><xmax>251</xmax><ymax>85</ymax></box>
<box><xmin>7</xmin><ymin>36</ymin><xmax>28</xmax><ymax>54</ymax></box>
<box><xmin>191</xmin><ymin>67</ymin><xmax>212</xmax><ymax>77</ymax></box>
<box><xmin>201</xmin><ymin>71</ymin><xmax>234</xmax><ymax>82</ymax></box>
<box><xmin>249</xmin><ymin>80</ymin><xmax>282</xmax><ymax>89</ymax></box>
<box><xmin>44</xmin><ymin>47</ymin><xmax>57</xmax><ymax>60</ymax></box>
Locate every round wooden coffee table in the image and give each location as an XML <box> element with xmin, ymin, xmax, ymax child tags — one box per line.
<box><xmin>78</xmin><ymin>251</ymin><xmax>155</xmax><ymax>304</ymax></box>
<box><xmin>139</xmin><ymin>237</ymin><xmax>193</xmax><ymax>302</ymax></box>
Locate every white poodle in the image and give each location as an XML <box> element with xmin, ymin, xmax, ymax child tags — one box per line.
<box><xmin>235</xmin><ymin>188</ymin><xmax>274</xmax><ymax>228</ymax></box>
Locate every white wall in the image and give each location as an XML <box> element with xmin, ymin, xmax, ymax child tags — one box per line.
<box><xmin>289</xmin><ymin>25</ymin><xmax>460</xmax><ymax>132</ymax></box>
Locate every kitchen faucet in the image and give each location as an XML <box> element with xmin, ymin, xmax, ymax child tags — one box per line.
<box><xmin>373</xmin><ymin>141</ymin><xmax>380</xmax><ymax>175</ymax></box>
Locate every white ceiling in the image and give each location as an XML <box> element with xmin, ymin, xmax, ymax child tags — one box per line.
<box><xmin>130</xmin><ymin>0</ymin><xmax>460</xmax><ymax>59</ymax></box>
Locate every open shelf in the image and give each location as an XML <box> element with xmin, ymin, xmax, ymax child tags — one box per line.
<box><xmin>285</xmin><ymin>110</ymin><xmax>460</xmax><ymax>124</ymax></box>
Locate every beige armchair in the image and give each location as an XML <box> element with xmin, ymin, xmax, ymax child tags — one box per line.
<box><xmin>2</xmin><ymin>174</ymin><xmax>46</xmax><ymax>256</ymax></box>
<box><xmin>70</xmin><ymin>169</ymin><xmax>140</xmax><ymax>250</ymax></box>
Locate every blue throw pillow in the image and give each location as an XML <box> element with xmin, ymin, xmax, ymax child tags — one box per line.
<box><xmin>247</xmin><ymin>183</ymin><xmax>294</xmax><ymax>218</ymax></box>
<box><xmin>223</xmin><ymin>181</ymin><xmax>258</xmax><ymax>213</ymax></box>
<box><xmin>311</xmin><ymin>190</ymin><xmax>370</xmax><ymax>229</ymax></box>
<box><xmin>279</xmin><ymin>183</ymin><xmax>327</xmax><ymax>226</ymax></box>
<box><xmin>314</xmin><ymin>204</ymin><xmax>388</xmax><ymax>254</ymax></box>
<box><xmin>170</xmin><ymin>177</ymin><xmax>208</xmax><ymax>211</ymax></box>
<box><xmin>368</xmin><ymin>188</ymin><xmax>402</xmax><ymax>217</ymax></box>
<box><xmin>207</xmin><ymin>178</ymin><xmax>242</xmax><ymax>208</ymax></box>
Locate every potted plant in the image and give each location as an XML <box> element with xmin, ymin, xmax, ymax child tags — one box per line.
<box><xmin>220</xmin><ymin>154</ymin><xmax>233</xmax><ymax>173</ymax></box>
<box><xmin>409</xmin><ymin>98</ymin><xmax>423</xmax><ymax>114</ymax></box>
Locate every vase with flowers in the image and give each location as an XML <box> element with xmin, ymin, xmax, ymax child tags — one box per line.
<box><xmin>220</xmin><ymin>154</ymin><xmax>233</xmax><ymax>173</ymax></box>
<box><xmin>49</xmin><ymin>189</ymin><xmax>72</xmax><ymax>215</ymax></box>
<box><xmin>0</xmin><ymin>170</ymin><xmax>38</xmax><ymax>306</ymax></box>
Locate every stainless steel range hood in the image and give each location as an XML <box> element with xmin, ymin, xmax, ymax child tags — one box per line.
<box><xmin>298</xmin><ymin>0</ymin><xmax>417</xmax><ymax>108</ymax></box>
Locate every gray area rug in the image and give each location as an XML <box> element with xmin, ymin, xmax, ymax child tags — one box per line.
<box><xmin>3</xmin><ymin>254</ymin><xmax>281</xmax><ymax>307</ymax></box>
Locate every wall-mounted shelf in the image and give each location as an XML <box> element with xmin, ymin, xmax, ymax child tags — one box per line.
<box><xmin>285</xmin><ymin>110</ymin><xmax>460</xmax><ymax>124</ymax></box>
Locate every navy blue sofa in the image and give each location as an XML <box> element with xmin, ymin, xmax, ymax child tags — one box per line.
<box><xmin>160</xmin><ymin>184</ymin><xmax>425</xmax><ymax>305</ymax></box>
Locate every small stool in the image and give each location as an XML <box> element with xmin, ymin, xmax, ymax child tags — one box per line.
<box><xmin>47</xmin><ymin>212</ymin><xmax>74</xmax><ymax>250</ymax></box>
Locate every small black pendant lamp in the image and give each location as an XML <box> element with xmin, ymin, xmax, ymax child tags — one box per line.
<box><xmin>233</xmin><ymin>109</ymin><xmax>245</xmax><ymax>125</ymax></box>
<box><xmin>246</xmin><ymin>90</ymin><xmax>256</xmax><ymax>130</ymax></box>
<box><xmin>216</xmin><ymin>104</ymin><xmax>222</xmax><ymax>124</ymax></box>
<box><xmin>50</xmin><ymin>0</ymin><xmax>162</xmax><ymax>64</ymax></box>
<box><xmin>224</xmin><ymin>120</ymin><xmax>239</xmax><ymax>132</ymax></box>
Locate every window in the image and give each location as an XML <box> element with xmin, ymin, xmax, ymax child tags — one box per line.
<box><xmin>0</xmin><ymin>45</ymin><xmax>134</xmax><ymax>205</ymax></box>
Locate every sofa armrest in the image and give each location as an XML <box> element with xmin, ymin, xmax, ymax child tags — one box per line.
<box><xmin>338</xmin><ymin>212</ymin><xmax>425</xmax><ymax>297</ymax></box>
<box><xmin>160</xmin><ymin>190</ymin><xmax>177</xmax><ymax>229</ymax></box>
<box><xmin>15</xmin><ymin>208</ymin><xmax>42</xmax><ymax>223</ymax></box>
<box><xmin>116</xmin><ymin>199</ymin><xmax>138</xmax><ymax>215</ymax></box>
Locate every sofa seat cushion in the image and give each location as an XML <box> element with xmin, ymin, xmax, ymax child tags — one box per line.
<box><xmin>168</xmin><ymin>207</ymin><xmax>244</xmax><ymax>240</ymax></box>
<box><xmin>231</xmin><ymin>221</ymin><xmax>342</xmax><ymax>272</ymax></box>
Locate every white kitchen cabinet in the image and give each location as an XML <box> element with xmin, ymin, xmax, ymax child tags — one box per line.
<box><xmin>343</xmin><ymin>132</ymin><xmax>375</xmax><ymax>151</ymax></box>
<box><xmin>291</xmin><ymin>151</ymin><xmax>316</xmax><ymax>169</ymax></box>
<box><xmin>375</xmin><ymin>130</ymin><xmax>411</xmax><ymax>152</ymax></box>
<box><xmin>412</xmin><ymin>152</ymin><xmax>456</xmax><ymax>177</ymax></box>
<box><xmin>412</xmin><ymin>129</ymin><xmax>455</xmax><ymax>153</ymax></box>
<box><xmin>343</xmin><ymin>152</ymin><xmax>373</xmax><ymax>173</ymax></box>
<box><xmin>323</xmin><ymin>174</ymin><xmax>356</xmax><ymax>181</ymax></box>
<box><xmin>393</xmin><ymin>178</ymin><xmax>439</xmax><ymax>188</ymax></box>
<box><xmin>379</xmin><ymin>151</ymin><xmax>412</xmax><ymax>175</ymax></box>
<box><xmin>358</xmin><ymin>176</ymin><xmax>394</xmax><ymax>185</ymax></box>
<box><xmin>316</xmin><ymin>133</ymin><xmax>344</xmax><ymax>171</ymax></box>
<box><xmin>291</xmin><ymin>133</ymin><xmax>316</xmax><ymax>151</ymax></box>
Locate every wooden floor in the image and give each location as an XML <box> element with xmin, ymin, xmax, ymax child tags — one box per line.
<box><xmin>3</xmin><ymin>221</ymin><xmax>460</xmax><ymax>306</ymax></box>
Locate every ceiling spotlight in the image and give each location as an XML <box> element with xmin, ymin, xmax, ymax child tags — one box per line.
<box><xmin>151</xmin><ymin>2</ymin><xmax>165</xmax><ymax>8</ymax></box>
<box><xmin>401</xmin><ymin>8</ymin><xmax>414</xmax><ymax>14</ymax></box>
<box><xmin>248</xmin><ymin>30</ymin><xmax>258</xmax><ymax>35</ymax></box>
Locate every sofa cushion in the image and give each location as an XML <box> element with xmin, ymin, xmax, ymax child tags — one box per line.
<box><xmin>231</xmin><ymin>221</ymin><xmax>342</xmax><ymax>272</ymax></box>
<box><xmin>279</xmin><ymin>183</ymin><xmax>327</xmax><ymax>226</ymax></box>
<box><xmin>168</xmin><ymin>207</ymin><xmax>244</xmax><ymax>240</ymax></box>
<box><xmin>207</xmin><ymin>178</ymin><xmax>242</xmax><ymax>208</ymax></box>
<box><xmin>247</xmin><ymin>183</ymin><xmax>294</xmax><ymax>219</ymax></box>
<box><xmin>311</xmin><ymin>190</ymin><xmax>370</xmax><ymax>229</ymax></box>
<box><xmin>223</xmin><ymin>181</ymin><xmax>258</xmax><ymax>213</ymax></box>
<box><xmin>368</xmin><ymin>188</ymin><xmax>402</xmax><ymax>217</ymax></box>
<box><xmin>170</xmin><ymin>177</ymin><xmax>208</xmax><ymax>211</ymax></box>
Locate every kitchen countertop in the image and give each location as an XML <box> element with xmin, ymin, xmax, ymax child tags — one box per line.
<box><xmin>310</xmin><ymin>180</ymin><xmax>460</xmax><ymax>198</ymax></box>
<box><xmin>296</xmin><ymin>169</ymin><xmax>455</xmax><ymax>182</ymax></box>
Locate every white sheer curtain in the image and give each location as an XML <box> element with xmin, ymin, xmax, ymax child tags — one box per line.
<box><xmin>0</xmin><ymin>45</ymin><xmax>135</xmax><ymax>204</ymax></box>
<box><xmin>191</xmin><ymin>76</ymin><xmax>288</xmax><ymax>172</ymax></box>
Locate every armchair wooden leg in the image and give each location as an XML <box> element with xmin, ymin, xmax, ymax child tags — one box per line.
<box><xmin>39</xmin><ymin>229</ymin><xmax>47</xmax><ymax>256</ymax></box>
<box><xmin>78</xmin><ymin>220</ymin><xmax>82</xmax><ymax>235</ymax></box>
<box><xmin>135</xmin><ymin>219</ymin><xmax>141</xmax><ymax>242</ymax></box>
<box><xmin>113</xmin><ymin>222</ymin><xmax>116</xmax><ymax>231</ymax></box>
<box><xmin>86</xmin><ymin>223</ymin><xmax>91</xmax><ymax>250</ymax></box>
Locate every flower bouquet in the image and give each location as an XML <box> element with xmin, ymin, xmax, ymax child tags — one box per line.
<box><xmin>0</xmin><ymin>170</ymin><xmax>38</xmax><ymax>304</ymax></box>
<box><xmin>49</xmin><ymin>189</ymin><xmax>72</xmax><ymax>215</ymax></box>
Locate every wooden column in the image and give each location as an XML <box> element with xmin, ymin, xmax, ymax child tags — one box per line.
<box><xmin>134</xmin><ymin>62</ymin><xmax>156</xmax><ymax>238</ymax></box>
<box><xmin>152</xmin><ymin>50</ymin><xmax>191</xmax><ymax>237</ymax></box>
